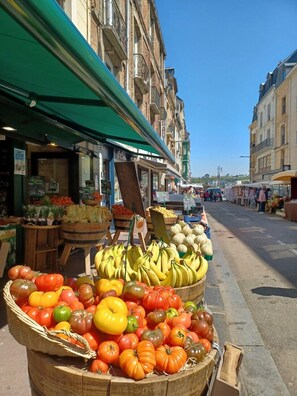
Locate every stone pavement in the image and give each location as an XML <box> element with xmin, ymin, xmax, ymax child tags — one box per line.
<box><xmin>0</xmin><ymin>229</ymin><xmax>245</xmax><ymax>395</ymax></box>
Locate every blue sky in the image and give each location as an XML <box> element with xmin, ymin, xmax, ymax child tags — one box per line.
<box><xmin>155</xmin><ymin>0</ymin><xmax>297</xmax><ymax>178</ymax></box>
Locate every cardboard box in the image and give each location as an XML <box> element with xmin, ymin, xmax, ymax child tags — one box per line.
<box><xmin>210</xmin><ymin>342</ymin><xmax>243</xmax><ymax>396</ymax></box>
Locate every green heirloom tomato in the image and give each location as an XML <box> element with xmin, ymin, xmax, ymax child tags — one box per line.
<box><xmin>166</xmin><ymin>307</ymin><xmax>179</xmax><ymax>319</ymax></box>
<box><xmin>53</xmin><ymin>305</ymin><xmax>72</xmax><ymax>323</ymax></box>
<box><xmin>183</xmin><ymin>300</ymin><xmax>198</xmax><ymax>313</ymax></box>
<box><xmin>125</xmin><ymin>315</ymin><xmax>139</xmax><ymax>333</ymax></box>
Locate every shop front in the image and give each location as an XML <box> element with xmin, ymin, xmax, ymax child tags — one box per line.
<box><xmin>0</xmin><ymin>0</ymin><xmax>175</xmax><ymax>269</ymax></box>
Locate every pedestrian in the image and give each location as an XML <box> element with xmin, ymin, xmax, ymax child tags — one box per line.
<box><xmin>257</xmin><ymin>185</ymin><xmax>268</xmax><ymax>214</ymax></box>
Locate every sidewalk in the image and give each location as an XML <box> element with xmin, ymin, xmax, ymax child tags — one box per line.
<box><xmin>0</xmin><ymin>229</ymin><xmax>245</xmax><ymax>395</ymax></box>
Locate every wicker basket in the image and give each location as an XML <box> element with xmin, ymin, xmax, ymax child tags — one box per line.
<box><xmin>3</xmin><ymin>281</ymin><xmax>96</xmax><ymax>359</ymax></box>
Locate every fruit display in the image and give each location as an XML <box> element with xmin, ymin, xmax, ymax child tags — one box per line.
<box><xmin>7</xmin><ymin>265</ymin><xmax>215</xmax><ymax>381</ymax></box>
<box><xmin>62</xmin><ymin>204</ymin><xmax>112</xmax><ymax>223</ymax></box>
<box><xmin>111</xmin><ymin>204</ymin><xmax>134</xmax><ymax>216</ymax></box>
<box><xmin>168</xmin><ymin>219</ymin><xmax>213</xmax><ymax>257</ymax></box>
<box><xmin>146</xmin><ymin>205</ymin><xmax>177</xmax><ymax>218</ymax></box>
<box><xmin>94</xmin><ymin>240</ymin><xmax>208</xmax><ymax>288</ymax></box>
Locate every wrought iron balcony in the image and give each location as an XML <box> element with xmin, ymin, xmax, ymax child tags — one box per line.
<box><xmin>251</xmin><ymin>138</ymin><xmax>274</xmax><ymax>154</ymax></box>
<box><xmin>150</xmin><ymin>86</ymin><xmax>160</xmax><ymax>114</ymax></box>
<box><xmin>133</xmin><ymin>54</ymin><xmax>149</xmax><ymax>94</ymax></box>
<box><xmin>101</xmin><ymin>0</ymin><xmax>127</xmax><ymax>60</ymax></box>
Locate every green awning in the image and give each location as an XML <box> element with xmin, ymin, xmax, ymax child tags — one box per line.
<box><xmin>0</xmin><ymin>0</ymin><xmax>175</xmax><ymax>163</ymax></box>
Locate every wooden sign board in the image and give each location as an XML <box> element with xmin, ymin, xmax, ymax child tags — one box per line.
<box><xmin>149</xmin><ymin>208</ymin><xmax>170</xmax><ymax>244</ymax></box>
<box><xmin>115</xmin><ymin>162</ymin><xmax>145</xmax><ymax>218</ymax></box>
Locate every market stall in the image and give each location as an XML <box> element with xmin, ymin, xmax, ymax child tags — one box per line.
<box><xmin>284</xmin><ymin>201</ymin><xmax>297</xmax><ymax>222</ymax></box>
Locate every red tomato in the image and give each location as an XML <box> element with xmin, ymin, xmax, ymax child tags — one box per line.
<box><xmin>69</xmin><ymin>301</ymin><xmax>84</xmax><ymax>311</ymax></box>
<box><xmin>171</xmin><ymin>312</ymin><xmax>192</xmax><ymax>329</ymax></box>
<box><xmin>86</xmin><ymin>304</ymin><xmax>97</xmax><ymax>315</ymax></box>
<box><xmin>59</xmin><ymin>289</ymin><xmax>79</xmax><ymax>305</ymax></box>
<box><xmin>89</xmin><ymin>359</ymin><xmax>109</xmax><ymax>374</ymax></box>
<box><xmin>199</xmin><ymin>338</ymin><xmax>212</xmax><ymax>353</ymax></box>
<box><xmin>168</xmin><ymin>293</ymin><xmax>183</xmax><ymax>310</ymax></box>
<box><xmin>167</xmin><ymin>326</ymin><xmax>187</xmax><ymax>347</ymax></box>
<box><xmin>64</xmin><ymin>277</ymin><xmax>78</xmax><ymax>290</ymax></box>
<box><xmin>22</xmin><ymin>306</ymin><xmax>55</xmax><ymax>328</ymax></box>
<box><xmin>8</xmin><ymin>265</ymin><xmax>36</xmax><ymax>281</ymax></box>
<box><xmin>186</xmin><ymin>331</ymin><xmax>200</xmax><ymax>343</ymax></box>
<box><xmin>82</xmin><ymin>330</ymin><xmax>102</xmax><ymax>351</ymax></box>
<box><xmin>135</xmin><ymin>326</ymin><xmax>148</xmax><ymax>340</ymax></box>
<box><xmin>68</xmin><ymin>309</ymin><xmax>93</xmax><ymax>335</ymax></box>
<box><xmin>155</xmin><ymin>322</ymin><xmax>171</xmax><ymax>343</ymax></box>
<box><xmin>142</xmin><ymin>290</ymin><xmax>169</xmax><ymax>312</ymax></box>
<box><xmin>118</xmin><ymin>333</ymin><xmax>139</xmax><ymax>352</ymax></box>
<box><xmin>77</xmin><ymin>284</ymin><xmax>95</xmax><ymax>308</ymax></box>
<box><xmin>35</xmin><ymin>273</ymin><xmax>64</xmax><ymax>292</ymax></box>
<box><xmin>125</xmin><ymin>301</ymin><xmax>146</xmax><ymax>327</ymax></box>
<box><xmin>97</xmin><ymin>341</ymin><xmax>120</xmax><ymax>364</ymax></box>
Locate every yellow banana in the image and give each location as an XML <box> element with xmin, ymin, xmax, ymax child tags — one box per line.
<box><xmin>131</xmin><ymin>245</ymin><xmax>143</xmax><ymax>264</ymax></box>
<box><xmin>195</xmin><ymin>257</ymin><xmax>208</xmax><ymax>282</ymax></box>
<box><xmin>160</xmin><ymin>267</ymin><xmax>176</xmax><ymax>287</ymax></box>
<box><xmin>183</xmin><ymin>262</ymin><xmax>196</xmax><ymax>285</ymax></box>
<box><xmin>140</xmin><ymin>266</ymin><xmax>151</xmax><ymax>286</ymax></box>
<box><xmin>147</xmin><ymin>240</ymin><xmax>160</xmax><ymax>262</ymax></box>
<box><xmin>182</xmin><ymin>250</ymin><xmax>195</xmax><ymax>266</ymax></box>
<box><xmin>176</xmin><ymin>262</ymin><xmax>190</xmax><ymax>287</ymax></box>
<box><xmin>94</xmin><ymin>249</ymin><xmax>104</xmax><ymax>272</ymax></box>
<box><xmin>136</xmin><ymin>268</ymin><xmax>142</xmax><ymax>282</ymax></box>
<box><xmin>149</xmin><ymin>261</ymin><xmax>166</xmax><ymax>281</ymax></box>
<box><xmin>172</xmin><ymin>262</ymin><xmax>183</xmax><ymax>288</ymax></box>
<box><xmin>160</xmin><ymin>249</ymin><xmax>170</xmax><ymax>273</ymax></box>
<box><xmin>104</xmin><ymin>256</ymin><xmax>116</xmax><ymax>278</ymax></box>
<box><xmin>189</xmin><ymin>256</ymin><xmax>201</xmax><ymax>272</ymax></box>
<box><xmin>144</xmin><ymin>266</ymin><xmax>161</xmax><ymax>286</ymax></box>
<box><xmin>133</xmin><ymin>254</ymin><xmax>147</xmax><ymax>271</ymax></box>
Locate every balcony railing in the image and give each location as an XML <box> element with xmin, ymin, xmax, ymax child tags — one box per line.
<box><xmin>133</xmin><ymin>54</ymin><xmax>149</xmax><ymax>94</ymax></box>
<box><xmin>101</xmin><ymin>0</ymin><xmax>127</xmax><ymax>60</ymax></box>
<box><xmin>251</xmin><ymin>138</ymin><xmax>274</xmax><ymax>154</ymax></box>
<box><xmin>150</xmin><ymin>86</ymin><xmax>160</xmax><ymax>114</ymax></box>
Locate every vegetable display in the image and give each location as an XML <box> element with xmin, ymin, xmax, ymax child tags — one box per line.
<box><xmin>8</xmin><ymin>264</ymin><xmax>215</xmax><ymax>381</ymax></box>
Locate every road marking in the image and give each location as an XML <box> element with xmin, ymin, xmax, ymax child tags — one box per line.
<box><xmin>289</xmin><ymin>249</ymin><xmax>297</xmax><ymax>255</ymax></box>
<box><xmin>276</xmin><ymin>240</ymin><xmax>286</xmax><ymax>245</ymax></box>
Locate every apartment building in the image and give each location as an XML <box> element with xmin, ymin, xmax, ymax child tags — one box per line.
<box><xmin>57</xmin><ymin>0</ymin><xmax>189</xmax><ymax>203</ymax></box>
<box><xmin>249</xmin><ymin>50</ymin><xmax>297</xmax><ymax>182</ymax></box>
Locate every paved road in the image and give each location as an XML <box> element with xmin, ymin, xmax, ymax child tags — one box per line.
<box><xmin>204</xmin><ymin>201</ymin><xmax>297</xmax><ymax>396</ymax></box>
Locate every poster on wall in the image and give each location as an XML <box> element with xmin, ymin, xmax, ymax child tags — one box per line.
<box><xmin>14</xmin><ymin>148</ymin><xmax>26</xmax><ymax>175</ymax></box>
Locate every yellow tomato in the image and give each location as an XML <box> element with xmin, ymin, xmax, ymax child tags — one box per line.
<box><xmin>94</xmin><ymin>296</ymin><xmax>127</xmax><ymax>335</ymax></box>
<box><xmin>28</xmin><ymin>291</ymin><xmax>59</xmax><ymax>308</ymax></box>
<box><xmin>54</xmin><ymin>321</ymin><xmax>71</xmax><ymax>331</ymax></box>
<box><xmin>95</xmin><ymin>278</ymin><xmax>123</xmax><ymax>297</ymax></box>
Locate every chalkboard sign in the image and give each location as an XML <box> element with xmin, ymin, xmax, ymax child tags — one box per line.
<box><xmin>115</xmin><ymin>162</ymin><xmax>145</xmax><ymax>218</ymax></box>
<box><xmin>28</xmin><ymin>176</ymin><xmax>45</xmax><ymax>198</ymax></box>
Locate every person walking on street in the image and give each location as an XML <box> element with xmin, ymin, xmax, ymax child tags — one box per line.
<box><xmin>257</xmin><ymin>185</ymin><xmax>268</xmax><ymax>213</ymax></box>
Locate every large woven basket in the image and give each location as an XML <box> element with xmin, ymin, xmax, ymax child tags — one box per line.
<box><xmin>3</xmin><ymin>281</ymin><xmax>96</xmax><ymax>359</ymax></box>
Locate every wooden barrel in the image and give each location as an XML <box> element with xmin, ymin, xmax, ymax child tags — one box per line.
<box><xmin>174</xmin><ymin>276</ymin><xmax>206</xmax><ymax>305</ymax></box>
<box><xmin>62</xmin><ymin>222</ymin><xmax>109</xmax><ymax>247</ymax></box>
<box><xmin>27</xmin><ymin>329</ymin><xmax>218</xmax><ymax>396</ymax></box>
<box><xmin>112</xmin><ymin>214</ymin><xmax>134</xmax><ymax>232</ymax></box>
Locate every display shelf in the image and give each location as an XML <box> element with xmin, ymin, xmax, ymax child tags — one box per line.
<box><xmin>22</xmin><ymin>225</ymin><xmax>61</xmax><ymax>271</ymax></box>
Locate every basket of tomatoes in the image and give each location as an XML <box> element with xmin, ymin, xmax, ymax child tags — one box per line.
<box><xmin>5</xmin><ymin>265</ymin><xmax>218</xmax><ymax>395</ymax></box>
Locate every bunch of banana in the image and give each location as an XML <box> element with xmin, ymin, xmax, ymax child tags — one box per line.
<box><xmin>113</xmin><ymin>258</ymin><xmax>137</xmax><ymax>282</ymax></box>
<box><xmin>146</xmin><ymin>240</ymin><xmax>160</xmax><ymax>262</ymax></box>
<box><xmin>160</xmin><ymin>255</ymin><xmax>209</xmax><ymax>288</ymax></box>
<box><xmin>132</xmin><ymin>251</ymin><xmax>167</xmax><ymax>286</ymax></box>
